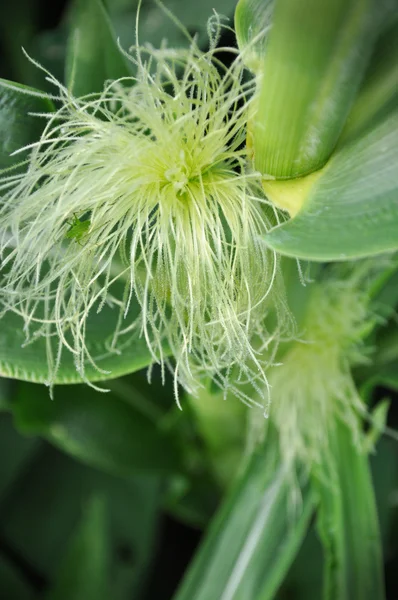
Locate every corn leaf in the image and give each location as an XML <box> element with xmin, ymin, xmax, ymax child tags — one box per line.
<box><xmin>0</xmin><ymin>557</ymin><xmax>33</xmax><ymax>600</ymax></box>
<box><xmin>0</xmin><ymin>79</ymin><xmax>54</xmax><ymax>170</ymax></box>
<box><xmin>0</xmin><ymin>300</ymin><xmax>157</xmax><ymax>385</ymax></box>
<box><xmin>12</xmin><ymin>381</ymin><xmax>180</xmax><ymax>476</ymax></box>
<box><xmin>0</xmin><ymin>379</ymin><xmax>11</xmax><ymax>411</ymax></box>
<box><xmin>265</xmin><ymin>110</ymin><xmax>398</xmax><ymax>260</ymax></box>
<box><xmin>65</xmin><ymin>0</ymin><xmax>131</xmax><ymax>96</ymax></box>
<box><xmin>313</xmin><ymin>419</ymin><xmax>385</xmax><ymax>600</ymax></box>
<box><xmin>360</xmin><ymin>329</ymin><xmax>398</xmax><ymax>399</ymax></box>
<box><xmin>0</xmin><ymin>438</ymin><xmax>161</xmax><ymax>598</ymax></box>
<box><xmin>46</xmin><ymin>495</ymin><xmax>109</xmax><ymax>600</ymax></box>
<box><xmin>0</xmin><ymin>0</ymin><xmax>41</xmax><ymax>87</ymax></box>
<box><xmin>174</xmin><ymin>438</ymin><xmax>315</xmax><ymax>600</ymax></box>
<box><xmin>0</xmin><ymin>413</ymin><xmax>39</xmax><ymax>499</ymax></box>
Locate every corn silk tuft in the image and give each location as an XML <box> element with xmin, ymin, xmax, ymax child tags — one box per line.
<box><xmin>0</xmin><ymin>29</ymin><xmax>285</xmax><ymax>404</ymax></box>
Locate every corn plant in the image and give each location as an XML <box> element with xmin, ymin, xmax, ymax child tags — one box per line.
<box><xmin>0</xmin><ymin>0</ymin><xmax>397</xmax><ymax>598</ymax></box>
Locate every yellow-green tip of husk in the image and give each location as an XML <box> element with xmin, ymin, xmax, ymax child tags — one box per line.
<box><xmin>262</xmin><ymin>168</ymin><xmax>324</xmax><ymax>216</ymax></box>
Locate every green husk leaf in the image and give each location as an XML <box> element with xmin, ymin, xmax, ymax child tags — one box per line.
<box><xmin>0</xmin><ymin>556</ymin><xmax>34</xmax><ymax>600</ymax></box>
<box><xmin>65</xmin><ymin>0</ymin><xmax>131</xmax><ymax>97</ymax></box>
<box><xmin>265</xmin><ymin>111</ymin><xmax>398</xmax><ymax>260</ymax></box>
<box><xmin>0</xmin><ymin>79</ymin><xmax>54</xmax><ymax>170</ymax></box>
<box><xmin>174</xmin><ymin>437</ymin><xmax>315</xmax><ymax>600</ymax></box>
<box><xmin>313</xmin><ymin>418</ymin><xmax>385</xmax><ymax>600</ymax></box>
<box><xmin>260</xmin><ymin>15</ymin><xmax>398</xmax><ymax>218</ymax></box>
<box><xmin>252</xmin><ymin>0</ymin><xmax>381</xmax><ymax>179</ymax></box>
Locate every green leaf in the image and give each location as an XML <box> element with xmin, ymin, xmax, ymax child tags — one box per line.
<box><xmin>164</xmin><ymin>470</ymin><xmax>219</xmax><ymax>529</ymax></box>
<box><xmin>0</xmin><ymin>79</ymin><xmax>54</xmax><ymax>170</ymax></box>
<box><xmin>370</xmin><ymin>438</ymin><xmax>398</xmax><ymax>548</ymax></box>
<box><xmin>313</xmin><ymin>419</ymin><xmax>385</xmax><ymax>600</ymax></box>
<box><xmin>0</xmin><ymin>413</ymin><xmax>40</xmax><ymax>500</ymax></box>
<box><xmin>13</xmin><ymin>381</ymin><xmax>180</xmax><ymax>476</ymax></box>
<box><xmin>0</xmin><ymin>378</ymin><xmax>12</xmax><ymax>411</ymax></box>
<box><xmin>188</xmin><ymin>384</ymin><xmax>247</xmax><ymax>490</ymax></box>
<box><xmin>0</xmin><ymin>301</ymin><xmax>157</xmax><ymax>385</ymax></box>
<box><xmin>281</xmin><ymin>526</ymin><xmax>324</xmax><ymax>600</ymax></box>
<box><xmin>265</xmin><ymin>111</ymin><xmax>398</xmax><ymax>260</ymax></box>
<box><xmin>368</xmin><ymin>260</ymin><xmax>398</xmax><ymax>309</ymax></box>
<box><xmin>66</xmin><ymin>0</ymin><xmax>131</xmax><ymax>97</ymax></box>
<box><xmin>374</xmin><ymin>327</ymin><xmax>398</xmax><ymax>374</ymax></box>
<box><xmin>340</xmin><ymin>16</ymin><xmax>398</xmax><ymax>144</ymax></box>
<box><xmin>360</xmin><ymin>361</ymin><xmax>398</xmax><ymax>401</ymax></box>
<box><xmin>356</xmin><ymin>310</ymin><xmax>398</xmax><ymax>398</ymax></box>
<box><xmin>109</xmin><ymin>0</ymin><xmax>237</xmax><ymax>56</ymax></box>
<box><xmin>162</xmin><ymin>404</ymin><xmax>221</xmax><ymax>528</ymax></box>
<box><xmin>0</xmin><ymin>443</ymin><xmax>161</xmax><ymax>597</ymax></box>
<box><xmin>0</xmin><ymin>0</ymin><xmax>40</xmax><ymax>86</ymax></box>
<box><xmin>0</xmin><ymin>557</ymin><xmax>34</xmax><ymax>600</ymax></box>
<box><xmin>157</xmin><ymin>0</ymin><xmax>235</xmax><ymax>31</ymax></box>
<box><xmin>31</xmin><ymin>28</ymin><xmax>69</xmax><ymax>88</ymax></box>
<box><xmin>174</xmin><ymin>441</ymin><xmax>315</xmax><ymax>600</ymax></box>
<box><xmin>46</xmin><ymin>495</ymin><xmax>109</xmax><ymax>600</ymax></box>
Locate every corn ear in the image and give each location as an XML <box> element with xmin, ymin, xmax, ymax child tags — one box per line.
<box><xmin>247</xmin><ymin>0</ymin><xmax>379</xmax><ymax>179</ymax></box>
<box><xmin>256</xmin><ymin>11</ymin><xmax>398</xmax><ymax>217</ymax></box>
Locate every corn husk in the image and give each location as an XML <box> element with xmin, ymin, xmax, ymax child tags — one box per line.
<box><xmin>239</xmin><ymin>0</ymin><xmax>379</xmax><ymax>179</ymax></box>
